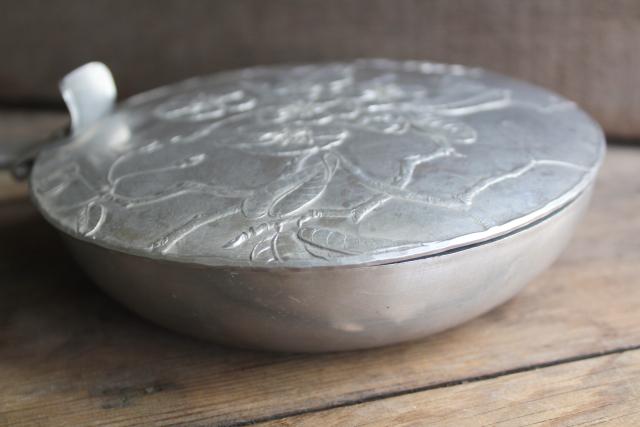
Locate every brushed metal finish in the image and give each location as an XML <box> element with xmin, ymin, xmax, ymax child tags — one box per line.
<box><xmin>65</xmin><ymin>184</ymin><xmax>593</xmax><ymax>353</ymax></box>
<box><xmin>14</xmin><ymin>61</ymin><xmax>605</xmax><ymax>352</ymax></box>
<box><xmin>31</xmin><ymin>60</ymin><xmax>604</xmax><ymax>268</ymax></box>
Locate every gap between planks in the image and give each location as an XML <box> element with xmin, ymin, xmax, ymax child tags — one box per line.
<box><xmin>261</xmin><ymin>347</ymin><xmax>640</xmax><ymax>427</ymax></box>
<box><xmin>227</xmin><ymin>344</ymin><xmax>640</xmax><ymax>427</ymax></box>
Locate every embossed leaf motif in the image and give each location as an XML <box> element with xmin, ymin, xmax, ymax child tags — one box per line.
<box><xmin>249</xmin><ymin>231</ymin><xmax>310</xmax><ymax>262</ymax></box>
<box><xmin>242</xmin><ymin>155</ymin><xmax>337</xmax><ymax>219</ymax></box>
<box><xmin>298</xmin><ymin>227</ymin><xmax>397</xmax><ymax>256</ymax></box>
<box><xmin>412</xmin><ymin>116</ymin><xmax>477</xmax><ymax>145</ymax></box>
<box><xmin>37</xmin><ymin>163</ymin><xmax>80</xmax><ymax>196</ymax></box>
<box><xmin>270</xmin><ymin>155</ymin><xmax>338</xmax><ymax>217</ymax></box>
<box><xmin>234</xmin><ymin>127</ymin><xmax>348</xmax><ymax>157</ymax></box>
<box><xmin>272</xmin><ymin>232</ymin><xmax>303</xmax><ymax>262</ymax></box>
<box><xmin>241</xmin><ymin>174</ymin><xmax>302</xmax><ymax>220</ymax></box>
<box><xmin>173</xmin><ymin>153</ymin><xmax>207</xmax><ymax>168</ymax></box>
<box><xmin>155</xmin><ymin>90</ymin><xmax>256</xmax><ymax>122</ymax></box>
<box><xmin>250</xmin><ymin>236</ymin><xmax>275</xmax><ymax>263</ymax></box>
<box><xmin>357</xmin><ymin>113</ymin><xmax>410</xmax><ymax>134</ymax></box>
<box><xmin>77</xmin><ymin>202</ymin><xmax>106</xmax><ymax>237</ymax></box>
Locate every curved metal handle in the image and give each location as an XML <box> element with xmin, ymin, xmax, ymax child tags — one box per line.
<box><xmin>60</xmin><ymin>62</ymin><xmax>117</xmax><ymax>135</ymax></box>
<box><xmin>1</xmin><ymin>62</ymin><xmax>116</xmax><ymax>179</ymax></box>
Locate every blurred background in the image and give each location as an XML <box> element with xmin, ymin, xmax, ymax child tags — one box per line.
<box><xmin>2</xmin><ymin>0</ymin><xmax>640</xmax><ymax>138</ymax></box>
<box><xmin>2</xmin><ymin>2</ymin><xmax>640</xmax><ymax>425</ymax></box>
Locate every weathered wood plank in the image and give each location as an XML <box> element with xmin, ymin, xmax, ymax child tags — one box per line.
<box><xmin>0</xmin><ymin>109</ymin><xmax>639</xmax><ymax>425</ymax></box>
<box><xmin>2</xmin><ymin>0</ymin><xmax>640</xmax><ymax>137</ymax></box>
<box><xmin>266</xmin><ymin>349</ymin><xmax>640</xmax><ymax>426</ymax></box>
<box><xmin>0</xmin><ymin>110</ymin><xmax>66</xmax><ymax>200</ymax></box>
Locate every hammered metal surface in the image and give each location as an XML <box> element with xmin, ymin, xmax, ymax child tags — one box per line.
<box><xmin>30</xmin><ymin>60</ymin><xmax>605</xmax><ymax>267</ymax></box>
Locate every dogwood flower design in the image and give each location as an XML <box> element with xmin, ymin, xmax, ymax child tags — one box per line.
<box><xmin>34</xmin><ymin>63</ymin><xmax>587</xmax><ymax>264</ymax></box>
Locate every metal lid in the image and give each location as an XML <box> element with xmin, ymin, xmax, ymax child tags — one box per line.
<box><xmin>31</xmin><ymin>60</ymin><xmax>605</xmax><ymax>268</ymax></box>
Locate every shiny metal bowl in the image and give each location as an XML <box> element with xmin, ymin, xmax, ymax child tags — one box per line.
<box><xmin>2</xmin><ymin>60</ymin><xmax>604</xmax><ymax>352</ymax></box>
<box><xmin>67</xmin><ymin>187</ymin><xmax>591</xmax><ymax>352</ymax></box>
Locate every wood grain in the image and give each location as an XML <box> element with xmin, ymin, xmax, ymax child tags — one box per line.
<box><xmin>0</xmin><ymin>109</ymin><xmax>67</xmax><ymax>200</ymax></box>
<box><xmin>0</xmin><ymin>109</ymin><xmax>67</xmax><ymax>140</ymax></box>
<box><xmin>265</xmin><ymin>350</ymin><xmax>640</xmax><ymax>426</ymax></box>
<box><xmin>0</xmin><ymin>109</ymin><xmax>68</xmax><ymax>199</ymax></box>
<box><xmin>0</xmin><ymin>112</ymin><xmax>639</xmax><ymax>425</ymax></box>
<box><xmin>2</xmin><ymin>0</ymin><xmax>640</xmax><ymax>137</ymax></box>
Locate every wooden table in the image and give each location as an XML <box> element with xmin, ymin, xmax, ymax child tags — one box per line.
<box><xmin>1</xmin><ymin>111</ymin><xmax>639</xmax><ymax>426</ymax></box>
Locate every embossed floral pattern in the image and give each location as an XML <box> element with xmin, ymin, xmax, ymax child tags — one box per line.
<box><xmin>32</xmin><ymin>61</ymin><xmax>599</xmax><ymax>266</ymax></box>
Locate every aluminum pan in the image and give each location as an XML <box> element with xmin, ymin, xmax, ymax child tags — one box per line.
<box><xmin>30</xmin><ymin>60</ymin><xmax>605</xmax><ymax>268</ymax></box>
